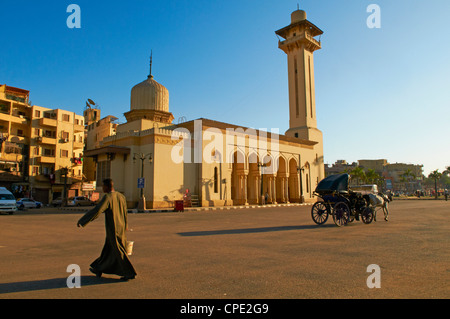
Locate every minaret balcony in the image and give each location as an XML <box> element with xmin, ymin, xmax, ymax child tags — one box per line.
<box><xmin>279</xmin><ymin>33</ymin><xmax>321</xmax><ymax>53</ymax></box>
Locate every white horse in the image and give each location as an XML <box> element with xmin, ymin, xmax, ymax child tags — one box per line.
<box><xmin>367</xmin><ymin>193</ymin><xmax>390</xmax><ymax>221</ymax></box>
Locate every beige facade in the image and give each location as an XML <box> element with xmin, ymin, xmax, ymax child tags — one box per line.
<box><xmin>358</xmin><ymin>159</ymin><xmax>388</xmax><ymax>175</ymax></box>
<box><xmin>0</xmin><ymin>84</ymin><xmax>85</xmax><ymax>203</ymax></box>
<box><xmin>83</xmin><ymin>108</ymin><xmax>118</xmax><ymax>182</ymax></box>
<box><xmin>86</xmin><ymin>9</ymin><xmax>325</xmax><ymax>209</ymax></box>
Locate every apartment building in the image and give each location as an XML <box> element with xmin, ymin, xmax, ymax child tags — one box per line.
<box><xmin>83</xmin><ymin>107</ymin><xmax>118</xmax><ymax>182</ymax></box>
<box><xmin>0</xmin><ymin>84</ymin><xmax>85</xmax><ymax>204</ymax></box>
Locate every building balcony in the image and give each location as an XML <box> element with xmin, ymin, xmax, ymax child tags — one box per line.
<box><xmin>36</xmin><ymin>136</ymin><xmax>57</xmax><ymax>145</ymax></box>
<box><xmin>72</xmin><ymin>157</ymin><xmax>83</xmax><ymax>165</ymax></box>
<box><xmin>2</xmin><ymin>142</ymin><xmax>23</xmax><ymax>158</ymax></box>
<box><xmin>35</xmin><ymin>156</ymin><xmax>56</xmax><ymax>164</ymax></box>
<box><xmin>40</xmin><ymin>117</ymin><xmax>57</xmax><ymax>127</ymax></box>
<box><xmin>0</xmin><ymin>112</ymin><xmax>28</xmax><ymax>125</ymax></box>
<box><xmin>74</xmin><ymin>124</ymin><xmax>84</xmax><ymax>133</ymax></box>
<box><xmin>33</xmin><ymin>174</ymin><xmax>51</xmax><ymax>183</ymax></box>
<box><xmin>73</xmin><ymin>141</ymin><xmax>84</xmax><ymax>150</ymax></box>
<box><xmin>0</xmin><ymin>152</ymin><xmax>23</xmax><ymax>163</ymax></box>
<box><xmin>0</xmin><ymin>112</ymin><xmax>11</xmax><ymax>122</ymax></box>
<box><xmin>9</xmin><ymin>135</ymin><xmax>28</xmax><ymax>144</ymax></box>
<box><xmin>71</xmin><ymin>176</ymin><xmax>83</xmax><ymax>184</ymax></box>
<box><xmin>0</xmin><ymin>104</ymin><xmax>11</xmax><ymax>115</ymax></box>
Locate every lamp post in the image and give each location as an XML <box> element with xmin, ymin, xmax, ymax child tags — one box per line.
<box><xmin>133</xmin><ymin>153</ymin><xmax>153</xmax><ymax>211</ymax></box>
<box><xmin>297</xmin><ymin>165</ymin><xmax>305</xmax><ymax>203</ymax></box>
<box><xmin>258</xmin><ymin>162</ymin><xmax>268</xmax><ymax>205</ymax></box>
<box><xmin>61</xmin><ymin>167</ymin><xmax>69</xmax><ymax>207</ymax></box>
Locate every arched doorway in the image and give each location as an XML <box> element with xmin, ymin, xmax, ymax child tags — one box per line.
<box><xmin>231</xmin><ymin>151</ymin><xmax>246</xmax><ymax>205</ymax></box>
<box><xmin>261</xmin><ymin>154</ymin><xmax>276</xmax><ymax>204</ymax></box>
<box><xmin>276</xmin><ymin>156</ymin><xmax>289</xmax><ymax>203</ymax></box>
<box><xmin>288</xmin><ymin>158</ymin><xmax>300</xmax><ymax>203</ymax></box>
<box><xmin>247</xmin><ymin>152</ymin><xmax>260</xmax><ymax>204</ymax></box>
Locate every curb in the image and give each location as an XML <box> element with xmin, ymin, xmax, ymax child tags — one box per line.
<box><xmin>128</xmin><ymin>203</ymin><xmax>313</xmax><ymax>214</ymax></box>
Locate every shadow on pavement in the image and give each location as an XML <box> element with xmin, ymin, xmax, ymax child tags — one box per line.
<box><xmin>177</xmin><ymin>224</ymin><xmax>335</xmax><ymax>237</ymax></box>
<box><xmin>0</xmin><ymin>276</ymin><xmax>122</xmax><ymax>295</ymax></box>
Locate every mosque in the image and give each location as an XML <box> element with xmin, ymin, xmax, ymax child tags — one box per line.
<box><xmin>85</xmin><ymin>8</ymin><xmax>325</xmax><ymax>209</ymax></box>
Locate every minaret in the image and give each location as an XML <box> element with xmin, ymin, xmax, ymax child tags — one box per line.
<box><xmin>276</xmin><ymin>8</ymin><xmax>323</xmax><ymax>142</ymax></box>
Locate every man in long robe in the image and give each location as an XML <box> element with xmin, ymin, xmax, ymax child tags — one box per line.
<box><xmin>77</xmin><ymin>178</ymin><xmax>137</xmax><ymax>280</ymax></box>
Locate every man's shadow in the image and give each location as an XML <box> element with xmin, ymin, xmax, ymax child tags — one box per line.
<box><xmin>0</xmin><ymin>276</ymin><xmax>122</xmax><ymax>295</ymax></box>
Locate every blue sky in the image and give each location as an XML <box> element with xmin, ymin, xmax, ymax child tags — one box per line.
<box><xmin>1</xmin><ymin>0</ymin><xmax>449</xmax><ymax>175</ymax></box>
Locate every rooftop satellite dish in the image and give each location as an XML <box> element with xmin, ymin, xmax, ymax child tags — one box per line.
<box><xmin>88</xmin><ymin>99</ymin><xmax>96</xmax><ymax>105</ymax></box>
<box><xmin>86</xmin><ymin>102</ymin><xmax>91</xmax><ymax>109</ymax></box>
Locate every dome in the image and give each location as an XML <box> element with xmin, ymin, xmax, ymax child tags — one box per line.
<box><xmin>130</xmin><ymin>75</ymin><xmax>169</xmax><ymax>112</ymax></box>
<box><xmin>291</xmin><ymin>9</ymin><xmax>307</xmax><ymax>23</ymax></box>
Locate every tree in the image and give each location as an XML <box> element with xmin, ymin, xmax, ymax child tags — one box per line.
<box><xmin>365</xmin><ymin>169</ymin><xmax>381</xmax><ymax>184</ymax></box>
<box><xmin>428</xmin><ymin>170</ymin><xmax>442</xmax><ymax>199</ymax></box>
<box><xmin>401</xmin><ymin>169</ymin><xmax>416</xmax><ymax>194</ymax></box>
<box><xmin>350</xmin><ymin>167</ymin><xmax>366</xmax><ymax>186</ymax></box>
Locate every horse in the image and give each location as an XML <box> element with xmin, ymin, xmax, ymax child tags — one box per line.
<box><xmin>367</xmin><ymin>193</ymin><xmax>390</xmax><ymax>221</ymax></box>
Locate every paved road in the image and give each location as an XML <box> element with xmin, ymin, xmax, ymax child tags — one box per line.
<box><xmin>0</xmin><ymin>200</ymin><xmax>448</xmax><ymax>299</ymax></box>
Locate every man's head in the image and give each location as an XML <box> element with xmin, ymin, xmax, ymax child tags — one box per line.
<box><xmin>103</xmin><ymin>178</ymin><xmax>114</xmax><ymax>193</ymax></box>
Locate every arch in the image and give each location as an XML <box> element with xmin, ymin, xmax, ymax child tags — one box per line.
<box><xmin>227</xmin><ymin>147</ymin><xmax>245</xmax><ymax>168</ymax></box>
<box><xmin>247</xmin><ymin>153</ymin><xmax>261</xmax><ymax>204</ymax></box>
<box><xmin>276</xmin><ymin>156</ymin><xmax>289</xmax><ymax>203</ymax></box>
<box><xmin>288</xmin><ymin>157</ymin><xmax>300</xmax><ymax>203</ymax></box>
<box><xmin>248</xmin><ymin>151</ymin><xmax>259</xmax><ymax>164</ymax></box>
<box><xmin>231</xmin><ymin>151</ymin><xmax>246</xmax><ymax>205</ymax></box>
<box><xmin>261</xmin><ymin>153</ymin><xmax>276</xmax><ymax>175</ymax></box>
<box><xmin>260</xmin><ymin>154</ymin><xmax>276</xmax><ymax>204</ymax></box>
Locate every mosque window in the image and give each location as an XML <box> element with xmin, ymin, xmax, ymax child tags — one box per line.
<box><xmin>306</xmin><ymin>174</ymin><xmax>309</xmax><ymax>193</ymax></box>
<box><xmin>214</xmin><ymin>167</ymin><xmax>218</xmax><ymax>193</ymax></box>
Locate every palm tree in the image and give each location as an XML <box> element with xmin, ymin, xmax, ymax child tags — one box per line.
<box><xmin>365</xmin><ymin>169</ymin><xmax>379</xmax><ymax>183</ymax></box>
<box><xmin>401</xmin><ymin>169</ymin><xmax>416</xmax><ymax>194</ymax></box>
<box><xmin>365</xmin><ymin>169</ymin><xmax>383</xmax><ymax>189</ymax></box>
<box><xmin>444</xmin><ymin>167</ymin><xmax>450</xmax><ymax>176</ymax></box>
<box><xmin>428</xmin><ymin>170</ymin><xmax>442</xmax><ymax>199</ymax></box>
<box><xmin>350</xmin><ymin>167</ymin><xmax>366</xmax><ymax>186</ymax></box>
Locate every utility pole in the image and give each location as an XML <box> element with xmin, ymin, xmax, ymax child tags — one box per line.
<box><xmin>62</xmin><ymin>167</ymin><xmax>69</xmax><ymax>206</ymax></box>
<box><xmin>133</xmin><ymin>153</ymin><xmax>153</xmax><ymax>211</ymax></box>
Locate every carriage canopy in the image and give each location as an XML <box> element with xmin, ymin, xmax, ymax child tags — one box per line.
<box><xmin>315</xmin><ymin>174</ymin><xmax>349</xmax><ymax>193</ymax></box>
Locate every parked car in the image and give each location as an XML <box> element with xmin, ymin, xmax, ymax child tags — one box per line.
<box><xmin>0</xmin><ymin>187</ymin><xmax>18</xmax><ymax>215</ymax></box>
<box><xmin>67</xmin><ymin>196</ymin><xmax>94</xmax><ymax>207</ymax></box>
<box><xmin>16</xmin><ymin>198</ymin><xmax>43</xmax><ymax>209</ymax></box>
<box><xmin>352</xmin><ymin>184</ymin><xmax>379</xmax><ymax>194</ymax></box>
<box><xmin>52</xmin><ymin>197</ymin><xmax>63</xmax><ymax>207</ymax></box>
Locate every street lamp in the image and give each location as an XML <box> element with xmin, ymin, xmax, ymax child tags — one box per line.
<box><xmin>297</xmin><ymin>165</ymin><xmax>305</xmax><ymax>203</ymax></box>
<box><xmin>258</xmin><ymin>161</ymin><xmax>268</xmax><ymax>205</ymax></box>
<box><xmin>133</xmin><ymin>153</ymin><xmax>153</xmax><ymax>211</ymax></box>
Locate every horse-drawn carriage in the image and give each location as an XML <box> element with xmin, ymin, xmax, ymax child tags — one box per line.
<box><xmin>311</xmin><ymin>174</ymin><xmax>379</xmax><ymax>227</ymax></box>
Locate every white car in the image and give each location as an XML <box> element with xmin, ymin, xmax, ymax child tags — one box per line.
<box><xmin>67</xmin><ymin>196</ymin><xmax>94</xmax><ymax>207</ymax></box>
<box><xmin>16</xmin><ymin>198</ymin><xmax>43</xmax><ymax>209</ymax></box>
<box><xmin>0</xmin><ymin>187</ymin><xmax>17</xmax><ymax>215</ymax></box>
<box><xmin>352</xmin><ymin>184</ymin><xmax>379</xmax><ymax>194</ymax></box>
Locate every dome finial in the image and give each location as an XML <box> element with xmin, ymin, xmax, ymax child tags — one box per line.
<box><xmin>149</xmin><ymin>50</ymin><xmax>153</xmax><ymax>79</ymax></box>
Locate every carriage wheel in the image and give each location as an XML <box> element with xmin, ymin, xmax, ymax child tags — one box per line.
<box><xmin>361</xmin><ymin>207</ymin><xmax>374</xmax><ymax>224</ymax></box>
<box><xmin>333</xmin><ymin>202</ymin><xmax>350</xmax><ymax>227</ymax></box>
<box><xmin>311</xmin><ymin>202</ymin><xmax>329</xmax><ymax>225</ymax></box>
